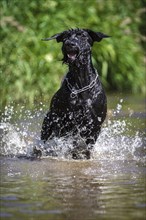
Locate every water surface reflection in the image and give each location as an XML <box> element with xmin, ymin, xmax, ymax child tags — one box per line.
<box><xmin>1</xmin><ymin>158</ymin><xmax>146</xmax><ymax>220</ymax></box>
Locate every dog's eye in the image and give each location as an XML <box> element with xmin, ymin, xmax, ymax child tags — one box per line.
<box><xmin>63</xmin><ymin>38</ymin><xmax>67</xmax><ymax>42</ymax></box>
<box><xmin>63</xmin><ymin>34</ymin><xmax>72</xmax><ymax>41</ymax></box>
<box><xmin>63</xmin><ymin>36</ymin><xmax>70</xmax><ymax>42</ymax></box>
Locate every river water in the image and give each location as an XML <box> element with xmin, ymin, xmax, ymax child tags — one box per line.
<box><xmin>0</xmin><ymin>94</ymin><xmax>146</xmax><ymax>220</ymax></box>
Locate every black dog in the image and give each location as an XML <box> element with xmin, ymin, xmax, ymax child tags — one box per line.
<box><xmin>41</xmin><ymin>28</ymin><xmax>109</xmax><ymax>159</ymax></box>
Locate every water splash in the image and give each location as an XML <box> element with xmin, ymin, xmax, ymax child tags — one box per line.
<box><xmin>0</xmin><ymin>105</ymin><xmax>42</xmax><ymax>157</ymax></box>
<box><xmin>0</xmin><ymin>101</ymin><xmax>145</xmax><ymax>161</ymax></box>
<box><xmin>93</xmin><ymin>120</ymin><xmax>145</xmax><ymax>161</ymax></box>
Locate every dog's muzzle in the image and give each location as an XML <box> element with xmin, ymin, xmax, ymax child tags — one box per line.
<box><xmin>64</xmin><ymin>40</ymin><xmax>79</xmax><ymax>62</ymax></box>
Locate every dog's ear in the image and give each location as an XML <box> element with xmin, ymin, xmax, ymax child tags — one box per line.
<box><xmin>42</xmin><ymin>31</ymin><xmax>67</xmax><ymax>43</ymax></box>
<box><xmin>85</xmin><ymin>29</ymin><xmax>110</xmax><ymax>43</ymax></box>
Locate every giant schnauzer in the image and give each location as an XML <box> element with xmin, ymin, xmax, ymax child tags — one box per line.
<box><xmin>40</xmin><ymin>28</ymin><xmax>109</xmax><ymax>159</ymax></box>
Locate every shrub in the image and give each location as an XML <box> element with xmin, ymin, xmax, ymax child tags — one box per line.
<box><xmin>0</xmin><ymin>0</ymin><xmax>145</xmax><ymax>107</ymax></box>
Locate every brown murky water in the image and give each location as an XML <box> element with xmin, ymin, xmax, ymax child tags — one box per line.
<box><xmin>0</xmin><ymin>94</ymin><xmax>146</xmax><ymax>220</ymax></box>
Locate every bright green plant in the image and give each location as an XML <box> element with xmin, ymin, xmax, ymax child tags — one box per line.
<box><xmin>0</xmin><ymin>0</ymin><xmax>145</xmax><ymax>107</ymax></box>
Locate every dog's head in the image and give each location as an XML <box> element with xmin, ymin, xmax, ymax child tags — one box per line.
<box><xmin>42</xmin><ymin>28</ymin><xmax>109</xmax><ymax>64</ymax></box>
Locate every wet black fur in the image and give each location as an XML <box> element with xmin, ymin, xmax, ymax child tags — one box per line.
<box><xmin>41</xmin><ymin>28</ymin><xmax>109</xmax><ymax>159</ymax></box>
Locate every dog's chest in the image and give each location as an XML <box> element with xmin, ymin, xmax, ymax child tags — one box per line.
<box><xmin>70</xmin><ymin>95</ymin><xmax>92</xmax><ymax>106</ymax></box>
<box><xmin>69</xmin><ymin>87</ymin><xmax>97</xmax><ymax>106</ymax></box>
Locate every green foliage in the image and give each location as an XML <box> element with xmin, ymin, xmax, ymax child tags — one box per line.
<box><xmin>0</xmin><ymin>0</ymin><xmax>145</xmax><ymax>107</ymax></box>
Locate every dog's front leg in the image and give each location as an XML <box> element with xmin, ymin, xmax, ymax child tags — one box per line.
<box><xmin>41</xmin><ymin>111</ymin><xmax>52</xmax><ymax>143</ymax></box>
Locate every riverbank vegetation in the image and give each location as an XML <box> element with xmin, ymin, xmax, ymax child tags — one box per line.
<box><xmin>1</xmin><ymin>0</ymin><xmax>145</xmax><ymax>107</ymax></box>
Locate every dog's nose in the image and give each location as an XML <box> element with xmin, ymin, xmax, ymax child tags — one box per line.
<box><xmin>65</xmin><ymin>40</ymin><xmax>76</xmax><ymax>47</ymax></box>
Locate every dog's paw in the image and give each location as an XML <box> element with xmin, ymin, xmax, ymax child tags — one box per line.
<box><xmin>71</xmin><ymin>149</ymin><xmax>91</xmax><ymax>160</ymax></box>
<box><xmin>33</xmin><ymin>146</ymin><xmax>42</xmax><ymax>159</ymax></box>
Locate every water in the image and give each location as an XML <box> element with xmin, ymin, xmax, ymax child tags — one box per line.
<box><xmin>0</xmin><ymin>94</ymin><xmax>146</xmax><ymax>220</ymax></box>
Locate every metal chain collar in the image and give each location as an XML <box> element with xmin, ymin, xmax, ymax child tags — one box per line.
<box><xmin>66</xmin><ymin>72</ymin><xmax>98</xmax><ymax>98</ymax></box>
